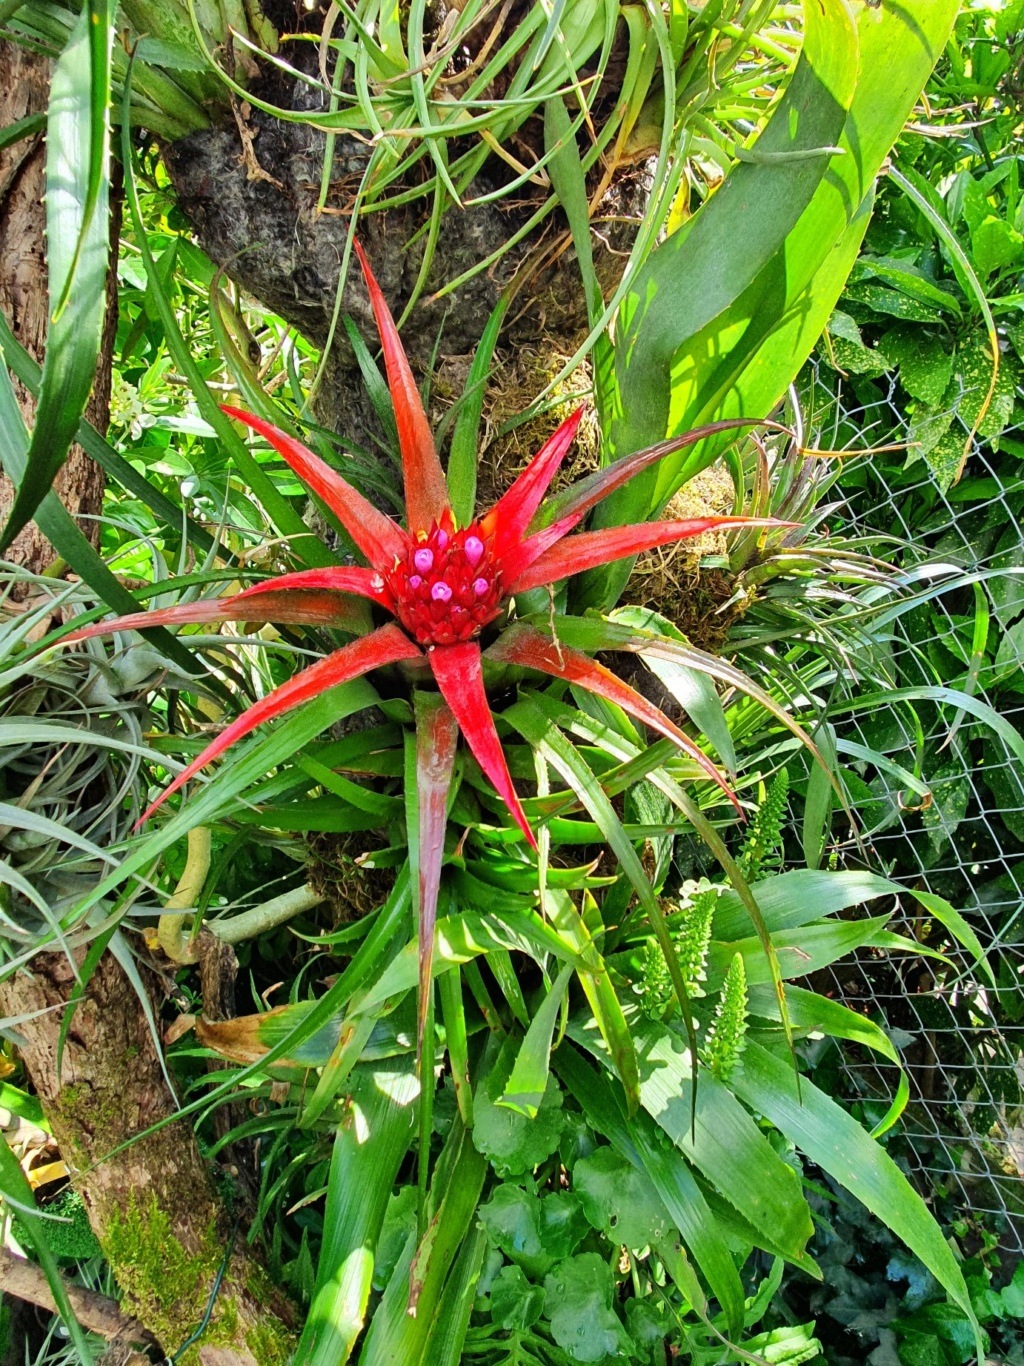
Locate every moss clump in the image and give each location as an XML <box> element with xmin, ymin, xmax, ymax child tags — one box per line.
<box><xmin>245</xmin><ymin>1315</ymin><xmax>296</xmax><ymax>1366</ymax></box>
<box><xmin>104</xmin><ymin>1194</ymin><xmax>226</xmax><ymax>1364</ymax></box>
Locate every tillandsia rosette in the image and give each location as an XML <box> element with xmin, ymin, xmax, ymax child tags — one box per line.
<box><xmin>65</xmin><ymin>241</ymin><xmax>781</xmax><ymax>844</ymax></box>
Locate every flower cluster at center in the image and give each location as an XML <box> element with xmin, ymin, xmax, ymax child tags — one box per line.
<box><xmin>382</xmin><ymin>519</ymin><xmax>503</xmax><ymax>646</ymax></box>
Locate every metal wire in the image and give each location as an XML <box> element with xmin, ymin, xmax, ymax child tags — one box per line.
<box><xmin>801</xmin><ymin>361</ymin><xmax>1024</xmax><ymax>1247</ymax></box>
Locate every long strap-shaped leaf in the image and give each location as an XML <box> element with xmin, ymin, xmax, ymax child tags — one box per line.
<box><xmin>236</xmin><ymin>566</ymin><xmax>392</xmax><ymax>609</ymax></box>
<box><xmin>510</xmin><ymin>517</ymin><xmax>779</xmax><ymax>593</ymax></box>
<box><xmin>0</xmin><ymin>2</ymin><xmax>113</xmax><ymax>551</ymax></box>
<box><xmin>221</xmin><ymin>407</ymin><xmax>407</xmax><ymax>569</ymax></box>
<box><xmin>297</xmin><ymin>1060</ymin><xmax>418</xmax><ymax>1366</ymax></box>
<box><xmin>504</xmin><ymin>694</ymin><xmax>701</xmax><ymax>1119</ymax></box>
<box><xmin>731</xmin><ymin>1040</ymin><xmax>981</xmax><ymax>1357</ymax></box>
<box><xmin>488</xmin><ymin>623</ymin><xmax>740</xmax><ymax>813</ymax></box>
<box><xmin>138</xmin><ymin>623</ymin><xmax>421</xmax><ymax>824</ymax></box>
<box><xmin>353</xmin><ymin>241</ymin><xmax>449</xmax><ymax>531</ymax></box>
<box><xmin>62</xmin><ymin>587</ymin><xmax>370</xmax><ymax>643</ymax></box>
<box><xmin>409</xmin><ymin>691</ymin><xmax>459</xmax><ymax>1056</ymax></box>
<box><xmin>536</xmin><ymin>418</ymin><xmax>792</xmax><ymax>529</ymax></box>
<box><xmin>482</xmin><ymin>407</ymin><xmax>584</xmax><ymax>555</ymax></box>
<box><xmin>428</xmin><ymin>640</ymin><xmax>537</xmax><ymax>850</ymax></box>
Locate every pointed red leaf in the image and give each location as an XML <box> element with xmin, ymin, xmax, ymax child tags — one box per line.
<box><xmin>137</xmin><ymin>623</ymin><xmax>421</xmax><ymax>825</ymax></box>
<box><xmin>427</xmin><ymin>640</ymin><xmax>537</xmax><ymax>850</ymax></box>
<box><xmin>411</xmin><ymin>691</ymin><xmax>459</xmax><ymax>1054</ymax></box>
<box><xmin>61</xmin><ymin>588</ymin><xmax>371</xmax><ymax>644</ymax></box>
<box><xmin>237</xmin><ymin>566</ymin><xmax>393</xmax><ymax>609</ymax></box>
<box><xmin>535</xmin><ymin>418</ymin><xmax>792</xmax><ymax>530</ymax></box>
<box><xmin>353</xmin><ymin>241</ymin><xmax>449</xmax><ymax>533</ymax></box>
<box><xmin>481</xmin><ymin>408</ymin><xmax>584</xmax><ymax>556</ymax></box>
<box><xmin>510</xmin><ymin>518</ymin><xmax>786</xmax><ymax>594</ymax></box>
<box><xmin>488</xmin><ymin>624</ymin><xmax>741</xmax><ymax>814</ymax></box>
<box><xmin>220</xmin><ymin>406</ymin><xmax>408</xmax><ymax>570</ymax></box>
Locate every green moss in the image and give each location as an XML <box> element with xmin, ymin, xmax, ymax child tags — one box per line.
<box><xmin>104</xmin><ymin>1193</ymin><xmax>295</xmax><ymax>1363</ymax></box>
<box><xmin>245</xmin><ymin>1316</ymin><xmax>295</xmax><ymax>1366</ymax></box>
<box><xmin>104</xmin><ymin>1194</ymin><xmax>223</xmax><ymax>1364</ymax></box>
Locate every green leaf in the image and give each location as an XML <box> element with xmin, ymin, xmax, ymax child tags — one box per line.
<box><xmin>0</xmin><ymin>349</ymin><xmax>208</xmax><ymax>681</ymax></box>
<box><xmin>573</xmin><ymin>1016</ymin><xmax>814</xmax><ymax>1264</ymax></box>
<box><xmin>581</xmin><ymin>0</ymin><xmax>958</xmax><ymax>608</ymax></box>
<box><xmin>489</xmin><ymin>1264</ymin><xmax>546</xmax><ymax>1331</ymax></box>
<box><xmin>574</xmin><ymin>1146</ymin><xmax>670</xmax><ymax>1249</ymax></box>
<box><xmin>879</xmin><ymin>328</ymin><xmax>953</xmax><ymax>409</ymax></box>
<box><xmin>296</xmin><ymin>1061</ymin><xmax>418</xmax><ymax>1366</ymax></box>
<box><xmin>447</xmin><ymin>296</ymin><xmax>507</xmax><ymax>523</ymax></box>
<box><xmin>730</xmin><ymin>1040</ymin><xmax>982</xmax><ymax>1358</ymax></box>
<box><xmin>607</xmin><ymin>0</ymin><xmax>858</xmax><ymax>457</ymax></box>
<box><xmin>0</xmin><ymin>2</ymin><xmax>113</xmax><ymax>549</ymax></box>
<box><xmin>555</xmin><ymin>1044</ymin><xmax>748</xmax><ymax>1332</ymax></box>
<box><xmin>478</xmin><ymin>1183</ymin><xmax>587</xmax><ymax>1279</ymax></box>
<box><xmin>501</xmin><ymin>962</ymin><xmax>574</xmax><ymax>1118</ymax></box>
<box><xmin>970</xmin><ymin>215</ymin><xmax>1024</xmax><ymax>277</ymax></box>
<box><xmin>542</xmin><ymin>1254</ymin><xmax>632</xmax><ymax>1362</ymax></box>
<box><xmin>474</xmin><ymin>1038</ymin><xmax>565</xmax><ymax>1178</ymax></box>
<box><xmin>611</xmin><ymin>606</ymin><xmax>736</xmax><ymax>769</ymax></box>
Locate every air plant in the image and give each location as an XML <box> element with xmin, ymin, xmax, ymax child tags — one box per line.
<box><xmin>63</xmin><ymin>242</ymin><xmax>781</xmax><ymax>1040</ymax></box>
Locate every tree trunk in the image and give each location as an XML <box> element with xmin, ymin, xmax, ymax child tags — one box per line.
<box><xmin>0</xmin><ymin>40</ymin><xmax>110</xmax><ymax>575</ymax></box>
<box><xmin>0</xmin><ymin>39</ymin><xmax>296</xmax><ymax>1363</ymax></box>
<box><xmin>0</xmin><ymin>952</ymin><xmax>296</xmax><ymax>1365</ymax></box>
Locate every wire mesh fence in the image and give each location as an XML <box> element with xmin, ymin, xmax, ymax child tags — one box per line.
<box><xmin>800</xmin><ymin>364</ymin><xmax>1024</xmax><ymax>1251</ymax></box>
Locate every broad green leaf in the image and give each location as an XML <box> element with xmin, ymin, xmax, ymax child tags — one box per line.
<box><xmin>730</xmin><ymin>1040</ymin><xmax>982</xmax><ymax>1358</ymax></box>
<box><xmin>296</xmin><ymin>1061</ymin><xmax>418</xmax><ymax>1366</ymax></box>
<box><xmin>572</xmin><ymin>1017</ymin><xmax>813</xmax><ymax>1264</ymax></box>
<box><xmin>474</xmin><ymin>1037</ymin><xmax>565</xmax><ymax>1178</ymax></box>
<box><xmin>747</xmin><ymin>984</ymin><xmax>899</xmax><ymax>1065</ymax></box>
<box><xmin>581</xmin><ymin>0</ymin><xmax>958</xmax><ymax>609</ymax></box>
<box><xmin>478</xmin><ymin>1183</ymin><xmax>587</xmax><ymax>1279</ymax></box>
<box><xmin>0</xmin><ymin>2</ymin><xmax>113</xmax><ymax>549</ymax></box>
<box><xmin>555</xmin><ymin>1043</ymin><xmax>748</xmax><ymax>1333</ymax></box>
<box><xmin>607</xmin><ymin>0</ymin><xmax>858</xmax><ymax>458</ymax></box>
<box><xmin>574</xmin><ymin>1146</ymin><xmax>670</xmax><ymax>1249</ymax></box>
<box><xmin>488</xmin><ymin>1264</ymin><xmax>546</xmax><ymax>1332</ymax></box>
<box><xmin>708</xmin><ymin>917</ymin><xmax>922</xmax><ymax>989</ymax></box>
<box><xmin>543</xmin><ymin>1254</ymin><xmax>632</xmax><ymax>1361</ymax></box>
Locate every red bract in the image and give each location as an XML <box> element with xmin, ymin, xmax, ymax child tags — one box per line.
<box><xmin>64</xmin><ymin>242</ymin><xmax>784</xmax><ymax>849</ymax></box>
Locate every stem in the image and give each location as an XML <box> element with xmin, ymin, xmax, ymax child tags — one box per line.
<box><xmin>210</xmin><ymin>884</ymin><xmax>323</xmax><ymax>944</ymax></box>
<box><xmin>157</xmin><ymin>825</ymin><xmax>211</xmax><ymax>964</ymax></box>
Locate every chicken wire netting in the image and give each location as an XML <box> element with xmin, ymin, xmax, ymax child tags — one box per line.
<box><xmin>794</xmin><ymin>362</ymin><xmax>1024</xmax><ymax>1250</ymax></box>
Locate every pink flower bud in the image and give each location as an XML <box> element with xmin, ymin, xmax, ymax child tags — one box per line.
<box><xmin>464</xmin><ymin>535</ymin><xmax>485</xmax><ymax>567</ymax></box>
<box><xmin>431</xmin><ymin>581</ymin><xmax>453</xmax><ymax>603</ymax></box>
<box><xmin>409</xmin><ymin>574</ymin><xmax>422</xmax><ymax>589</ymax></box>
<box><xmin>435</xmin><ymin>529</ymin><xmax>449</xmax><ymax>550</ymax></box>
<box><xmin>473</xmin><ymin>577</ymin><xmax>489</xmax><ymax>598</ymax></box>
<box><xmin>414</xmin><ymin>547</ymin><xmax>434</xmax><ymax>574</ymax></box>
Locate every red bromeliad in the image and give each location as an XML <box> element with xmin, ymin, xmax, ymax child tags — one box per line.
<box><xmin>65</xmin><ymin>242</ymin><xmax>782</xmax><ymax>852</ymax></box>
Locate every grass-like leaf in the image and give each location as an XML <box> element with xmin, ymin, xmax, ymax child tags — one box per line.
<box><xmin>0</xmin><ymin>2</ymin><xmax>113</xmax><ymax>551</ymax></box>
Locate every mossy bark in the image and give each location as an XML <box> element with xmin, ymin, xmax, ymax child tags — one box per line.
<box><xmin>0</xmin><ymin>952</ymin><xmax>295</xmax><ymax>1364</ymax></box>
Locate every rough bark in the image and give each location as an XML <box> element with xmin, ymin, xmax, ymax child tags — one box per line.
<box><xmin>162</xmin><ymin>36</ymin><xmax>620</xmax><ymax>457</ymax></box>
<box><xmin>0</xmin><ymin>952</ymin><xmax>296</xmax><ymax>1365</ymax></box>
<box><xmin>0</xmin><ymin>41</ymin><xmax>112</xmax><ymax>576</ymax></box>
<box><xmin>0</xmin><ymin>1248</ymin><xmax>153</xmax><ymax>1345</ymax></box>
